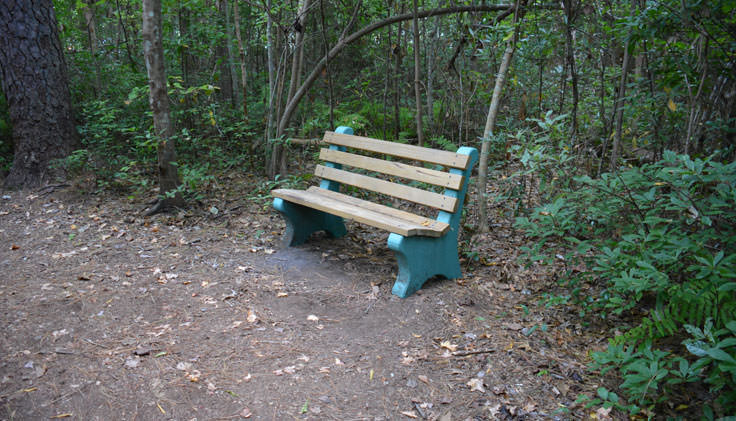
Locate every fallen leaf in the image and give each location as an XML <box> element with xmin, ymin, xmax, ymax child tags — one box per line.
<box><xmin>418</xmin><ymin>375</ymin><xmax>429</xmax><ymax>384</ymax></box>
<box><xmin>307</xmin><ymin>314</ymin><xmax>319</xmax><ymax>322</ymax></box>
<box><xmin>277</xmin><ymin>292</ymin><xmax>288</xmax><ymax>297</ymax></box>
<box><xmin>467</xmin><ymin>378</ymin><xmax>485</xmax><ymax>393</ymax></box>
<box><xmin>595</xmin><ymin>406</ymin><xmax>613</xmax><ymax>421</ymax></box>
<box><xmin>124</xmin><ymin>357</ymin><xmax>140</xmax><ymax>368</ymax></box>
<box><xmin>440</xmin><ymin>341</ymin><xmax>458</xmax><ymax>352</ymax></box>
<box><xmin>400</xmin><ymin>410</ymin><xmax>418</xmax><ymax>418</ymax></box>
<box><xmin>240</xmin><ymin>407</ymin><xmax>252</xmax><ymax>418</ymax></box>
<box><xmin>503</xmin><ymin>322</ymin><xmax>523</xmax><ymax>331</ymax></box>
<box><xmin>50</xmin><ymin>414</ymin><xmax>73</xmax><ymax>419</ymax></box>
<box><xmin>186</xmin><ymin>370</ymin><xmax>201</xmax><ymax>382</ymax></box>
<box><xmin>176</xmin><ymin>362</ymin><xmax>192</xmax><ymax>371</ymax></box>
<box><xmin>247</xmin><ymin>310</ymin><xmax>258</xmax><ymax>323</ymax></box>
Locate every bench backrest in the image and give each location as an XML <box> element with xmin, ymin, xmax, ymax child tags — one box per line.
<box><xmin>315</xmin><ymin>129</ymin><xmax>477</xmax><ymax>220</ymax></box>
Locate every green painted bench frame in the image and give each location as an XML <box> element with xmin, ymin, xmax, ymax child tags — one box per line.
<box><xmin>272</xmin><ymin>126</ymin><xmax>478</xmax><ymax>298</ymax></box>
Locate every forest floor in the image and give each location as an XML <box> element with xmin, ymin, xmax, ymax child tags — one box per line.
<box><xmin>0</xmin><ymin>175</ymin><xmax>613</xmax><ymax>421</ymax></box>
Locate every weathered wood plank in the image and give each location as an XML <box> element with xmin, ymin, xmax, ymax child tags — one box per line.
<box><xmin>323</xmin><ymin>131</ymin><xmax>470</xmax><ymax>169</ymax></box>
<box><xmin>271</xmin><ymin>188</ymin><xmax>447</xmax><ymax>237</ymax></box>
<box><xmin>319</xmin><ymin>148</ymin><xmax>464</xmax><ymax>189</ymax></box>
<box><xmin>306</xmin><ymin>186</ymin><xmax>449</xmax><ymax>234</ymax></box>
<box><xmin>314</xmin><ymin>165</ymin><xmax>458</xmax><ymax>212</ymax></box>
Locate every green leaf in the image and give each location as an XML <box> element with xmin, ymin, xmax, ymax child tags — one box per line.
<box><xmin>706</xmin><ymin>348</ymin><xmax>736</xmax><ymax>364</ymax></box>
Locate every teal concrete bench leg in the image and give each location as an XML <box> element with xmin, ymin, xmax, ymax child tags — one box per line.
<box><xmin>272</xmin><ymin>126</ymin><xmax>353</xmax><ymax>247</ymax></box>
<box><xmin>272</xmin><ymin>198</ymin><xmax>347</xmax><ymax>246</ymax></box>
<box><xmin>387</xmin><ymin>146</ymin><xmax>478</xmax><ymax>298</ymax></box>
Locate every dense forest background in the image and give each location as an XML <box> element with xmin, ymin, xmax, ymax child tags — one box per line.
<box><xmin>1</xmin><ymin>0</ymin><xmax>735</xmax><ymax>417</ymax></box>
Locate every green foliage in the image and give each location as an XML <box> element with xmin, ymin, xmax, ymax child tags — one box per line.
<box><xmin>516</xmin><ymin>148</ymin><xmax>736</xmax><ymax>416</ymax></box>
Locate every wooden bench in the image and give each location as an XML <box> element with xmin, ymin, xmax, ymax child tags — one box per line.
<box><xmin>271</xmin><ymin>126</ymin><xmax>478</xmax><ymax>298</ymax></box>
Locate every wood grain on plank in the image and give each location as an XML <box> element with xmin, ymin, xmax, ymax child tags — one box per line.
<box><xmin>314</xmin><ymin>165</ymin><xmax>458</xmax><ymax>212</ymax></box>
<box><xmin>323</xmin><ymin>131</ymin><xmax>470</xmax><ymax>169</ymax></box>
<box><xmin>319</xmin><ymin>148</ymin><xmax>464</xmax><ymax>189</ymax></box>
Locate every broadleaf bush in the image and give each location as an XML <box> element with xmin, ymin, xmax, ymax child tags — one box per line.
<box><xmin>515</xmin><ymin>148</ymin><xmax>736</xmax><ymax>417</ymax></box>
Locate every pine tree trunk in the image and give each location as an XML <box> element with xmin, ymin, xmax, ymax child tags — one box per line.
<box><xmin>0</xmin><ymin>0</ymin><xmax>79</xmax><ymax>189</ymax></box>
<box><xmin>142</xmin><ymin>0</ymin><xmax>184</xmax><ymax>212</ymax></box>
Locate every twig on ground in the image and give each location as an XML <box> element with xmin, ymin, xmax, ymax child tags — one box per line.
<box><xmin>452</xmin><ymin>348</ymin><xmax>496</xmax><ymax>357</ymax></box>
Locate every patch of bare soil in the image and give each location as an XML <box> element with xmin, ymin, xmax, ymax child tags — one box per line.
<box><xmin>0</xmin><ymin>185</ymin><xmax>602</xmax><ymax>420</ymax></box>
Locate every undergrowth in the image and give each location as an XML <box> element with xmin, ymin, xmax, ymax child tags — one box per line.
<box><xmin>508</xmin><ymin>115</ymin><xmax>736</xmax><ymax>418</ymax></box>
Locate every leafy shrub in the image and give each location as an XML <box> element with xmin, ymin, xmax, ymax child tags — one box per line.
<box><xmin>515</xmin><ymin>150</ymin><xmax>736</xmax><ymax>417</ymax></box>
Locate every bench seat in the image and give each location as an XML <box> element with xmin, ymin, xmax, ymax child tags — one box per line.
<box><xmin>272</xmin><ymin>186</ymin><xmax>449</xmax><ymax>237</ymax></box>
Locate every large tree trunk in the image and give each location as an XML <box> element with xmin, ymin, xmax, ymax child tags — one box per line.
<box><xmin>142</xmin><ymin>0</ymin><xmax>185</xmax><ymax>213</ymax></box>
<box><xmin>477</xmin><ymin>0</ymin><xmax>523</xmax><ymax>233</ymax></box>
<box><xmin>0</xmin><ymin>0</ymin><xmax>79</xmax><ymax>189</ymax></box>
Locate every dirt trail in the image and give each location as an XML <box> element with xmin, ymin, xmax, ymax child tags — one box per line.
<box><xmin>0</xmin><ymin>189</ymin><xmax>595</xmax><ymax>420</ymax></box>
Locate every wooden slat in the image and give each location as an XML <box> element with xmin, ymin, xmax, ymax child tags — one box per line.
<box><xmin>306</xmin><ymin>186</ymin><xmax>449</xmax><ymax>234</ymax></box>
<box><xmin>272</xmin><ymin>188</ymin><xmax>447</xmax><ymax>237</ymax></box>
<box><xmin>323</xmin><ymin>131</ymin><xmax>470</xmax><ymax>169</ymax></box>
<box><xmin>314</xmin><ymin>165</ymin><xmax>458</xmax><ymax>212</ymax></box>
<box><xmin>320</xmin><ymin>148</ymin><xmax>464</xmax><ymax>190</ymax></box>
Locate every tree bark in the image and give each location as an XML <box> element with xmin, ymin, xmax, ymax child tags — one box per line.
<box><xmin>286</xmin><ymin>0</ymin><xmax>311</xmax><ymax>108</ymax></box>
<box><xmin>608</xmin><ymin>35</ymin><xmax>633</xmax><ymax>174</ymax></box>
<box><xmin>215</xmin><ymin>0</ymin><xmax>234</xmax><ymax>105</ymax></box>
<box><xmin>426</xmin><ymin>17</ymin><xmax>439</xmax><ymax>132</ymax></box>
<box><xmin>319</xmin><ymin>0</ymin><xmax>334</xmax><ymax>129</ymax></box>
<box><xmin>265</xmin><ymin>0</ymin><xmax>275</xmax><ymax>145</ymax></box>
<box><xmin>225</xmin><ymin>0</ymin><xmax>239</xmax><ymax>107</ymax></box>
<box><xmin>115</xmin><ymin>0</ymin><xmax>138</xmax><ymax>72</ymax></box>
<box><xmin>233</xmin><ymin>0</ymin><xmax>248</xmax><ymax>119</ymax></box>
<box><xmin>0</xmin><ymin>0</ymin><xmax>80</xmax><ymax>189</ymax></box>
<box><xmin>412</xmin><ymin>0</ymin><xmax>424</xmax><ymax>146</ymax></box>
<box><xmin>142</xmin><ymin>0</ymin><xmax>185</xmax><ymax>212</ymax></box>
<box><xmin>179</xmin><ymin>4</ymin><xmax>194</xmax><ymax>130</ymax></box>
<box><xmin>562</xmin><ymin>0</ymin><xmax>578</xmax><ymax>141</ymax></box>
<box><xmin>394</xmin><ymin>4</ymin><xmax>403</xmax><ymax>139</ymax></box>
<box><xmin>477</xmin><ymin>0</ymin><xmax>524</xmax><ymax>233</ymax></box>
<box><xmin>83</xmin><ymin>0</ymin><xmax>102</xmax><ymax>98</ymax></box>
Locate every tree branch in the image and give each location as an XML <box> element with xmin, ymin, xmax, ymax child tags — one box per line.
<box><xmin>277</xmin><ymin>3</ymin><xmax>558</xmax><ymax>136</ymax></box>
